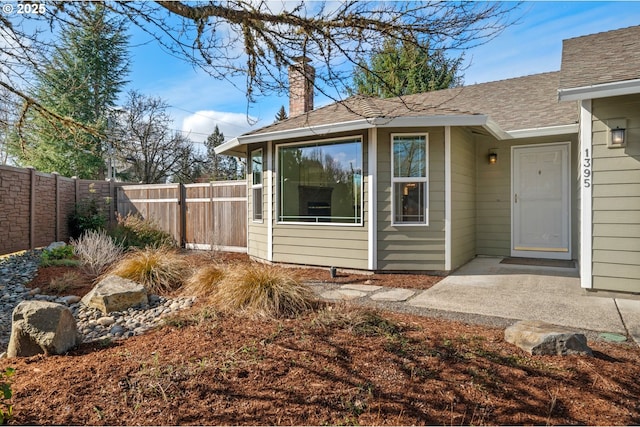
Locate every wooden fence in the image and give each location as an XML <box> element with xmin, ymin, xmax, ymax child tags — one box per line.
<box><xmin>116</xmin><ymin>181</ymin><xmax>247</xmax><ymax>252</ymax></box>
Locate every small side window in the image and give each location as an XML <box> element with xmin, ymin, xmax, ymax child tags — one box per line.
<box><xmin>251</xmin><ymin>149</ymin><xmax>263</xmax><ymax>221</ymax></box>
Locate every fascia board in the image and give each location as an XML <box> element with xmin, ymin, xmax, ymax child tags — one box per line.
<box><xmin>508</xmin><ymin>124</ymin><xmax>579</xmax><ymax>139</ymax></box>
<box><xmin>214</xmin><ymin>137</ymin><xmax>245</xmax><ymax>157</ymax></box>
<box><xmin>484</xmin><ymin>119</ymin><xmax>512</xmax><ymax>140</ymax></box>
<box><xmin>215</xmin><ymin>114</ymin><xmax>514</xmax><ymax>155</ymax></box>
<box><xmin>558</xmin><ymin>78</ymin><xmax>640</xmax><ymax>102</ymax></box>
<box><xmin>371</xmin><ymin>114</ymin><xmax>488</xmax><ymax>128</ymax></box>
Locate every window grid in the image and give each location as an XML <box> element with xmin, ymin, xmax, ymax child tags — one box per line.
<box><xmin>391</xmin><ymin>133</ymin><xmax>429</xmax><ymax>226</ymax></box>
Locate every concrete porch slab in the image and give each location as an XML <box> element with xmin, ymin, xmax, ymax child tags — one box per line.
<box><xmin>616</xmin><ymin>299</ymin><xmax>640</xmax><ymax>344</ymax></box>
<box><xmin>408</xmin><ymin>257</ymin><xmax>627</xmax><ymax>335</ymax></box>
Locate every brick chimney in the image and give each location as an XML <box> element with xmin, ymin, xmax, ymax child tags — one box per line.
<box><xmin>288</xmin><ymin>57</ymin><xmax>315</xmax><ymax>117</ymax></box>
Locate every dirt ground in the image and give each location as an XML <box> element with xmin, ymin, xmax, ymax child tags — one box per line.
<box><xmin>3</xmin><ymin>251</ymin><xmax>640</xmax><ymax>425</ymax></box>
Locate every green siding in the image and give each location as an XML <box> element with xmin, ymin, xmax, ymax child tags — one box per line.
<box><xmin>475</xmin><ymin>134</ymin><xmax>580</xmax><ymax>258</ymax></box>
<box><xmin>591</xmin><ymin>94</ymin><xmax>640</xmax><ymax>293</ymax></box>
<box><xmin>450</xmin><ymin>127</ymin><xmax>476</xmax><ymax>269</ymax></box>
<box><xmin>271</xmin><ymin>132</ymin><xmax>369</xmax><ymax>270</ymax></box>
<box><xmin>376</xmin><ymin>127</ymin><xmax>446</xmax><ymax>271</ymax></box>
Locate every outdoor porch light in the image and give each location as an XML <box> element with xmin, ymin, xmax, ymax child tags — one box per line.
<box><xmin>610</xmin><ymin>127</ymin><xmax>626</xmax><ymax>147</ymax></box>
<box><xmin>608</xmin><ymin>118</ymin><xmax>627</xmax><ymax>148</ymax></box>
<box><xmin>488</xmin><ymin>150</ymin><xmax>498</xmax><ymax>165</ymax></box>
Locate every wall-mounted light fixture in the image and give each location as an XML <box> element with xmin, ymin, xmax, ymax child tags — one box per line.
<box><xmin>488</xmin><ymin>150</ymin><xmax>498</xmax><ymax>165</ymax></box>
<box><xmin>608</xmin><ymin>119</ymin><xmax>627</xmax><ymax>148</ymax></box>
<box><xmin>611</xmin><ymin>127</ymin><xmax>626</xmax><ymax>146</ymax></box>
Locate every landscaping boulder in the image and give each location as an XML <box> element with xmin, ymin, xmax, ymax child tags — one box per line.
<box><xmin>45</xmin><ymin>241</ymin><xmax>66</xmax><ymax>251</ymax></box>
<box><xmin>505</xmin><ymin>320</ymin><xmax>592</xmax><ymax>356</ymax></box>
<box><xmin>7</xmin><ymin>301</ymin><xmax>80</xmax><ymax>358</ymax></box>
<box><xmin>81</xmin><ymin>275</ymin><xmax>148</xmax><ymax>314</ymax></box>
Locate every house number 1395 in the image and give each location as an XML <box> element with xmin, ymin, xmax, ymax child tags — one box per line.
<box><xmin>583</xmin><ymin>148</ymin><xmax>592</xmax><ymax>188</ymax></box>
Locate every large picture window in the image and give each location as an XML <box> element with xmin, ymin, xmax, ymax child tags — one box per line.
<box><xmin>278</xmin><ymin>138</ymin><xmax>363</xmax><ymax>224</ymax></box>
<box><xmin>392</xmin><ymin>134</ymin><xmax>428</xmax><ymax>225</ymax></box>
<box><xmin>251</xmin><ymin>149</ymin><xmax>263</xmax><ymax>221</ymax></box>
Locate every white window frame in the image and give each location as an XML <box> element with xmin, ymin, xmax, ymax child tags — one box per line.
<box><xmin>251</xmin><ymin>148</ymin><xmax>263</xmax><ymax>223</ymax></box>
<box><xmin>276</xmin><ymin>136</ymin><xmax>364</xmax><ymax>226</ymax></box>
<box><xmin>391</xmin><ymin>133</ymin><xmax>429</xmax><ymax>226</ymax></box>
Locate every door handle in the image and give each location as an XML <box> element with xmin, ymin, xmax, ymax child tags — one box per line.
<box><xmin>515</xmin><ymin>194</ymin><xmax>518</xmax><ymax>203</ymax></box>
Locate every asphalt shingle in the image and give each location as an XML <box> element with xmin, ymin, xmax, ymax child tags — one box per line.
<box><xmin>560</xmin><ymin>25</ymin><xmax>640</xmax><ymax>90</ymax></box>
<box><xmin>250</xmin><ymin>72</ymin><xmax>578</xmax><ymax>137</ymax></box>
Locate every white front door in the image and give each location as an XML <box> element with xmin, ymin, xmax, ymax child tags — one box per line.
<box><xmin>512</xmin><ymin>143</ymin><xmax>571</xmax><ymax>260</ymax></box>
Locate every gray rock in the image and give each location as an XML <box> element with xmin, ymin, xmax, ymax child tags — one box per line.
<box><xmin>110</xmin><ymin>325</ymin><xmax>125</xmax><ymax>336</ymax></box>
<box><xmin>7</xmin><ymin>301</ymin><xmax>80</xmax><ymax>358</ymax></box>
<box><xmin>59</xmin><ymin>295</ymin><xmax>81</xmax><ymax>305</ymax></box>
<box><xmin>46</xmin><ymin>242</ymin><xmax>67</xmax><ymax>251</ymax></box>
<box><xmin>97</xmin><ymin>316</ymin><xmax>116</xmax><ymax>327</ymax></box>
<box><xmin>504</xmin><ymin>320</ymin><xmax>593</xmax><ymax>356</ymax></box>
<box><xmin>81</xmin><ymin>275</ymin><xmax>148</xmax><ymax>314</ymax></box>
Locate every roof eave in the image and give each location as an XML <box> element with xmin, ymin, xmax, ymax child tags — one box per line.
<box><xmin>214</xmin><ymin>137</ymin><xmax>245</xmax><ymax>157</ymax></box>
<box><xmin>558</xmin><ymin>78</ymin><xmax>640</xmax><ymax>101</ymax></box>
<box><xmin>216</xmin><ymin>114</ymin><xmax>512</xmax><ymax>156</ymax></box>
<box><xmin>508</xmin><ymin>123</ymin><xmax>579</xmax><ymax>139</ymax></box>
<box><xmin>215</xmin><ymin>118</ymin><xmax>377</xmax><ymax>155</ymax></box>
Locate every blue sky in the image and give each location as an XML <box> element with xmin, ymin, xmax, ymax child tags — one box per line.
<box><xmin>123</xmin><ymin>1</ymin><xmax>640</xmax><ymax>146</ymax></box>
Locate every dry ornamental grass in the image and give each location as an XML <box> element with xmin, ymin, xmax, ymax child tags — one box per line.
<box><xmin>210</xmin><ymin>263</ymin><xmax>317</xmax><ymax>318</ymax></box>
<box><xmin>105</xmin><ymin>247</ymin><xmax>190</xmax><ymax>294</ymax></box>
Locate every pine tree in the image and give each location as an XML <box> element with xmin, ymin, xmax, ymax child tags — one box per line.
<box><xmin>204</xmin><ymin>126</ymin><xmax>243</xmax><ymax>180</ymax></box>
<box><xmin>351</xmin><ymin>38</ymin><xmax>462</xmax><ymax>98</ymax></box>
<box><xmin>275</xmin><ymin>105</ymin><xmax>288</xmax><ymax>122</ymax></box>
<box><xmin>14</xmin><ymin>4</ymin><xmax>129</xmax><ymax>178</ymax></box>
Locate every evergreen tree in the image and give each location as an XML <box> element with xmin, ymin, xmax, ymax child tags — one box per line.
<box><xmin>351</xmin><ymin>38</ymin><xmax>462</xmax><ymax>98</ymax></box>
<box><xmin>275</xmin><ymin>105</ymin><xmax>288</xmax><ymax>122</ymax></box>
<box><xmin>204</xmin><ymin>126</ymin><xmax>242</xmax><ymax>180</ymax></box>
<box><xmin>14</xmin><ymin>4</ymin><xmax>129</xmax><ymax>178</ymax></box>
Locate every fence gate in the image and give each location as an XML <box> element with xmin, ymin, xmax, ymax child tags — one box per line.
<box><xmin>116</xmin><ymin>184</ymin><xmax>183</xmax><ymax>244</ymax></box>
<box><xmin>184</xmin><ymin>181</ymin><xmax>246</xmax><ymax>252</ymax></box>
<box><xmin>116</xmin><ymin>181</ymin><xmax>247</xmax><ymax>252</ymax></box>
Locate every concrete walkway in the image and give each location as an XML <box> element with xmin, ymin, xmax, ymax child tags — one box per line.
<box><xmin>316</xmin><ymin>257</ymin><xmax>640</xmax><ymax>345</ymax></box>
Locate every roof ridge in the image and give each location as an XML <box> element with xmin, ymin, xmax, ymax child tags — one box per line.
<box><xmin>562</xmin><ymin>24</ymin><xmax>640</xmax><ymax>43</ymax></box>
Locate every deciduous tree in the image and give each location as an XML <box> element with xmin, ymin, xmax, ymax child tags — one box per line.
<box><xmin>1</xmin><ymin>1</ymin><xmax>517</xmax><ymax>135</ymax></box>
<box><xmin>113</xmin><ymin>90</ymin><xmax>200</xmax><ymax>184</ymax></box>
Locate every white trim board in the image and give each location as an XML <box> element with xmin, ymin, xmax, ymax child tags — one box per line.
<box><xmin>579</xmin><ymin>100</ymin><xmax>593</xmax><ymax>289</ymax></box>
<box><xmin>444</xmin><ymin>126</ymin><xmax>452</xmax><ymax>271</ymax></box>
<box><xmin>558</xmin><ymin>78</ymin><xmax>640</xmax><ymax>102</ymax></box>
<box><xmin>367</xmin><ymin>128</ymin><xmax>378</xmax><ymax>270</ymax></box>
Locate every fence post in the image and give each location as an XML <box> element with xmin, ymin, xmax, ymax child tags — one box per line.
<box><xmin>29</xmin><ymin>167</ymin><xmax>36</xmax><ymax>249</ymax></box>
<box><xmin>108</xmin><ymin>179</ymin><xmax>116</xmax><ymax>227</ymax></box>
<box><xmin>74</xmin><ymin>176</ymin><xmax>80</xmax><ymax>205</ymax></box>
<box><xmin>179</xmin><ymin>183</ymin><xmax>186</xmax><ymax>248</ymax></box>
<box><xmin>54</xmin><ymin>172</ymin><xmax>60</xmax><ymax>241</ymax></box>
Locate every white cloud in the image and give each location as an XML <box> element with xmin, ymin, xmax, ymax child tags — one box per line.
<box><xmin>181</xmin><ymin>110</ymin><xmax>259</xmax><ymax>144</ymax></box>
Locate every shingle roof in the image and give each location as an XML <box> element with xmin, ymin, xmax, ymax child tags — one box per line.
<box><xmin>560</xmin><ymin>25</ymin><xmax>640</xmax><ymax>89</ymax></box>
<box><xmin>249</xmin><ymin>72</ymin><xmax>577</xmax><ymax>137</ymax></box>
